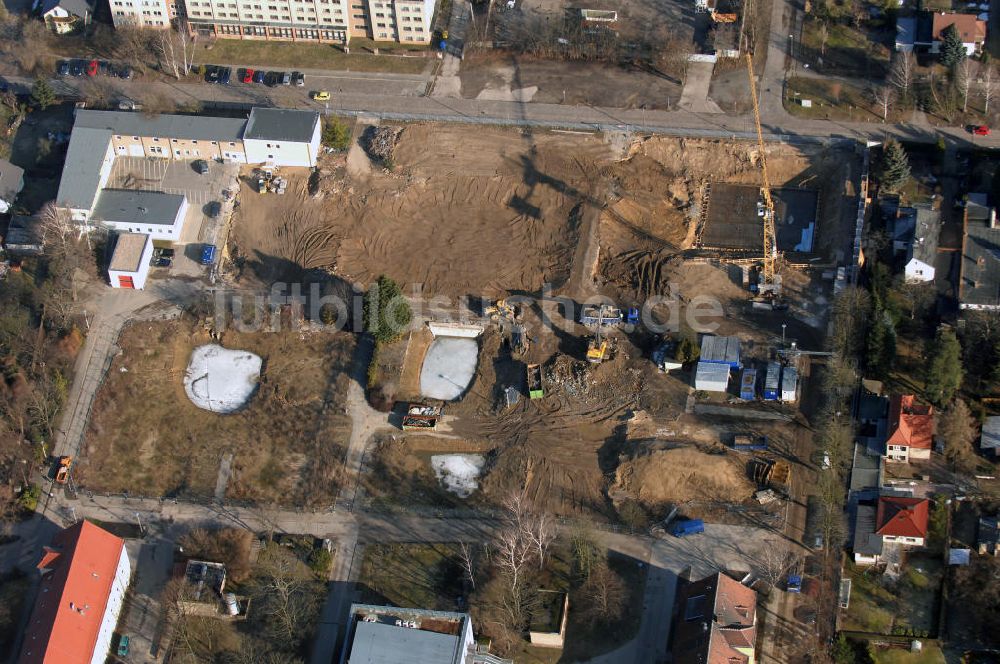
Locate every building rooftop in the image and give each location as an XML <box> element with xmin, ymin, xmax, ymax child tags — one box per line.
<box><xmin>341</xmin><ymin>605</ymin><xmax>470</xmax><ymax>664</ymax></box>
<box><xmin>20</xmin><ymin>521</ymin><xmax>126</xmax><ymax>664</ymax></box>
<box><xmin>962</xmin><ymin>198</ymin><xmax>1000</xmax><ymax>308</ymax></box>
<box><xmin>244</xmin><ymin>108</ymin><xmax>319</xmax><ymax>143</ymax></box>
<box><xmin>853</xmin><ymin>503</ymin><xmax>883</xmax><ymax>556</ymax></box>
<box><xmin>876</xmin><ymin>495</ymin><xmax>930</xmax><ymax>539</ymax></box>
<box><xmin>886</xmin><ymin>394</ymin><xmax>934</xmax><ymax>450</ymax></box>
<box><xmin>74</xmin><ymin>109</ymin><xmax>247</xmax><ymax>143</ymax></box>
<box><xmin>699</xmin><ymin>335</ymin><xmax>741</xmax><ymax>365</ymax></box>
<box><xmin>895</xmin><ymin>205</ymin><xmax>940</xmax><ymax>267</ymax></box>
<box><xmin>931</xmin><ymin>12</ymin><xmax>987</xmax><ymax>42</ymax></box>
<box><xmin>672</xmin><ymin>572</ymin><xmax>757</xmax><ymax>664</ymax></box>
<box><xmin>849</xmin><ymin>442</ymin><xmax>884</xmax><ymax>495</ymax></box>
<box><xmin>56</xmin><ymin>126</ymin><xmax>113</xmax><ymax>211</ymax></box>
<box><xmin>982</xmin><ymin>416</ymin><xmax>1000</xmax><ymax>452</ymax></box>
<box><xmin>109</xmin><ymin>233</ymin><xmax>149</xmax><ymax>272</ymax></box>
<box><xmin>0</xmin><ymin>158</ymin><xmax>24</xmax><ymax>202</ymax></box>
<box><xmin>41</xmin><ymin>0</ymin><xmax>92</xmax><ymax>16</ymax></box>
<box><xmin>92</xmin><ymin>189</ymin><xmax>186</xmax><ymax>227</ymax></box>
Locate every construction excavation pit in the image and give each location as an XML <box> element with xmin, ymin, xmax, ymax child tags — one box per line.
<box><xmin>699</xmin><ymin>183</ymin><xmax>820</xmax><ymax>255</ymax></box>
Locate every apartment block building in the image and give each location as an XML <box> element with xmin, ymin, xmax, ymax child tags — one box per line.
<box><xmin>183</xmin><ymin>0</ymin><xmax>434</xmax><ymax>44</ymax></box>
<box><xmin>109</xmin><ymin>0</ymin><xmax>175</xmax><ymax>28</ymax></box>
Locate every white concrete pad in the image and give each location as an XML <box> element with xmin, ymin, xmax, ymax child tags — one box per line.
<box><xmin>419</xmin><ymin>337</ymin><xmax>478</xmax><ymax>401</ymax></box>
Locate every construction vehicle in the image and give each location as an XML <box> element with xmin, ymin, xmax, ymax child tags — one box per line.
<box><xmin>256</xmin><ymin>168</ymin><xmax>287</xmax><ymax>194</ymax></box>
<box><xmin>745</xmin><ymin>53</ymin><xmax>781</xmax><ymax>302</ymax></box>
<box><xmin>526</xmin><ymin>364</ymin><xmax>544</xmax><ymax>399</ymax></box>
<box><xmin>55</xmin><ymin>456</ymin><xmax>73</xmax><ymax>484</ymax></box>
<box><xmin>402</xmin><ymin>403</ymin><xmax>442</xmax><ymax>430</ymax></box>
<box><xmin>581</xmin><ymin>304</ymin><xmax>621</xmax><ymax>364</ymax></box>
<box><xmin>484</xmin><ymin>298</ymin><xmax>515</xmax><ymax>321</ymax></box>
<box><xmin>750</xmin><ymin>457</ymin><xmax>792</xmax><ymax>495</ymax></box>
<box><xmin>731</xmin><ymin>434</ymin><xmax>768</xmax><ymax>452</ymax></box>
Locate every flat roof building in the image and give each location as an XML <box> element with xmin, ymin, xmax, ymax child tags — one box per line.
<box><xmin>108</xmin><ymin>233</ymin><xmax>154</xmax><ymax>290</ymax></box>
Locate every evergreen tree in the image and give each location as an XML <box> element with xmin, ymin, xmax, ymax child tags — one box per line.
<box><xmin>877</xmin><ymin>139</ymin><xmax>911</xmax><ymax>193</ymax></box>
<box><xmin>362</xmin><ymin>275</ymin><xmax>411</xmax><ymax>344</ymax></box>
<box><xmin>924</xmin><ymin>327</ymin><xmax>963</xmax><ymax>406</ymax></box>
<box><xmin>30</xmin><ymin>77</ymin><xmax>55</xmax><ymax>110</ymax></box>
<box><xmin>940</xmin><ymin>24</ymin><xmax>967</xmax><ymax>68</ymax></box>
<box><xmin>676</xmin><ymin>336</ymin><xmax>700</xmax><ymax>364</ymax></box>
<box><xmin>865</xmin><ymin>305</ymin><xmax>896</xmax><ymax>380</ymax></box>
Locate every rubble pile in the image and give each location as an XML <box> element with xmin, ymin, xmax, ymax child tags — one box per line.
<box><xmin>361</xmin><ymin>126</ymin><xmax>403</xmax><ymax>165</ymax></box>
<box><xmin>544</xmin><ymin>355</ymin><xmax>642</xmax><ymax>408</ymax></box>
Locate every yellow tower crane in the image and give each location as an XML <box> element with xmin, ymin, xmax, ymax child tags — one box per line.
<box><xmin>745</xmin><ymin>52</ymin><xmax>779</xmax><ymax>297</ymax></box>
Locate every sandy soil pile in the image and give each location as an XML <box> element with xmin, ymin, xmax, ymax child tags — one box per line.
<box><xmin>612</xmin><ymin>446</ymin><xmax>755</xmax><ymax>506</ymax></box>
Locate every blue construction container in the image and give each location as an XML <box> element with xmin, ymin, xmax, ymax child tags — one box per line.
<box><xmin>670</xmin><ymin>519</ymin><xmax>705</xmax><ymax>537</ymax></box>
<box><xmin>787</xmin><ymin>575</ymin><xmax>802</xmax><ymax>592</ymax></box>
<box><xmin>200</xmin><ymin>244</ymin><xmax>217</xmax><ymax>265</ymax></box>
<box><xmin>740</xmin><ymin>368</ymin><xmax>757</xmax><ymax>400</ymax></box>
<box><xmin>763</xmin><ymin>362</ymin><xmax>781</xmax><ymax>401</ymax></box>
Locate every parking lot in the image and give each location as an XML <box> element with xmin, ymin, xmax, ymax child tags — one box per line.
<box><xmin>106</xmin><ymin>157</ymin><xmax>240</xmax><ymax>278</ymax></box>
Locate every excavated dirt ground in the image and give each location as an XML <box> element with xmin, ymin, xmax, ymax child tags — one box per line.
<box><xmin>228</xmin><ymin>124</ymin><xmax>612</xmax><ymax>296</ymax></box>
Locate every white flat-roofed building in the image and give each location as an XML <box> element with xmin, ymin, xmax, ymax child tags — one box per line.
<box><xmin>92</xmin><ymin>190</ymin><xmax>188</xmax><ymax>241</ymax></box>
<box><xmin>108</xmin><ymin>233</ymin><xmax>154</xmax><ymax>289</ymax></box>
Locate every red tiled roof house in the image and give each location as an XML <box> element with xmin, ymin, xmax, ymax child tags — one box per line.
<box><xmin>885</xmin><ymin>395</ymin><xmax>934</xmax><ymax>463</ymax></box>
<box><xmin>931</xmin><ymin>13</ymin><xmax>987</xmax><ymax>56</ymax></box>
<box><xmin>877</xmin><ymin>496</ymin><xmax>930</xmax><ymax>547</ymax></box>
<box><xmin>672</xmin><ymin>572</ymin><xmax>757</xmax><ymax>664</ymax></box>
<box><xmin>19</xmin><ymin>520</ymin><xmax>132</xmax><ymax>664</ymax></box>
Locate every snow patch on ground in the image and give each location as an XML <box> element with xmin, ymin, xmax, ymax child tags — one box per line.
<box><xmin>431</xmin><ymin>454</ymin><xmax>485</xmax><ymax>498</ymax></box>
<box><xmin>420</xmin><ymin>337</ymin><xmax>478</xmax><ymax>400</ymax></box>
<box><xmin>183</xmin><ymin>344</ymin><xmax>262</xmax><ymax>414</ymax></box>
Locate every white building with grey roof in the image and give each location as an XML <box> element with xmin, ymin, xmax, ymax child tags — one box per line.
<box><xmin>92</xmin><ymin>190</ymin><xmax>189</xmax><ymax>241</ymax></box>
<box><xmin>56</xmin><ymin>107</ymin><xmax>321</xmax><ymax>223</ymax></box>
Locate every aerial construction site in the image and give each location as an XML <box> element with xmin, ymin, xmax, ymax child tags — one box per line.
<box><xmin>80</xmin><ymin>113</ymin><xmax>859</xmax><ymax>532</ymax></box>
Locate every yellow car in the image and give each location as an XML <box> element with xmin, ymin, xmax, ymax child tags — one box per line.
<box><xmin>311</xmin><ymin>90</ymin><xmax>331</xmax><ymax>101</ymax></box>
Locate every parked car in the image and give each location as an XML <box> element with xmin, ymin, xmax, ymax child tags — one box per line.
<box><xmin>117</xmin><ymin>65</ymin><xmax>133</xmax><ymax>79</ymax></box>
<box><xmin>264</xmin><ymin>71</ymin><xmax>280</xmax><ymax>86</ymax></box>
<box><xmin>292</xmin><ymin>71</ymin><xmax>304</xmax><ymax>86</ymax></box>
<box><xmin>971</xmin><ymin>124</ymin><xmax>992</xmax><ymax>136</ymax></box>
<box><xmin>118</xmin><ymin>98</ymin><xmax>142</xmax><ymax>111</ymax></box>
<box><xmin>70</xmin><ymin>60</ymin><xmax>85</xmax><ymax>76</ymax></box>
<box><xmin>193</xmin><ymin>159</ymin><xmax>209</xmax><ymax>174</ymax></box>
<box><xmin>280</xmin><ymin>71</ymin><xmax>291</xmax><ymax>85</ymax></box>
<box><xmin>205</xmin><ymin>201</ymin><xmax>222</xmax><ymax>218</ymax></box>
<box><xmin>86</xmin><ymin>59</ymin><xmax>98</xmax><ymax>76</ymax></box>
<box><xmin>116</xmin><ymin>635</ymin><xmax>130</xmax><ymax>657</ymax></box>
<box><xmin>57</xmin><ymin>60</ymin><xmax>71</xmax><ymax>76</ymax></box>
<box><xmin>253</xmin><ymin>69</ymin><xmax>265</xmax><ymax>84</ymax></box>
<box><xmin>311</xmin><ymin>90</ymin><xmax>331</xmax><ymax>101</ymax></box>
<box><xmin>242</xmin><ymin>68</ymin><xmax>254</xmax><ymax>83</ymax></box>
<box><xmin>219</xmin><ymin>67</ymin><xmax>232</xmax><ymax>84</ymax></box>
<box><xmin>205</xmin><ymin>66</ymin><xmax>219</xmax><ymax>83</ymax></box>
<box><xmin>98</xmin><ymin>61</ymin><xmax>111</xmax><ymax>76</ymax></box>
<box><xmin>159</xmin><ymin>247</ymin><xmax>175</xmax><ymax>258</ymax></box>
<box><xmin>153</xmin><ymin>256</ymin><xmax>172</xmax><ymax>268</ymax></box>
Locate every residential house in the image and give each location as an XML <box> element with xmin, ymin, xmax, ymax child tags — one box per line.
<box><xmin>41</xmin><ymin>0</ymin><xmax>93</xmax><ymax>33</ymax></box>
<box><xmin>981</xmin><ymin>415</ymin><xmax>1000</xmax><ymax>459</ymax></box>
<box><xmin>19</xmin><ymin>520</ymin><xmax>132</xmax><ymax>664</ymax></box>
<box><xmin>183</xmin><ymin>0</ymin><xmax>435</xmax><ymax>45</ymax></box>
<box><xmin>853</xmin><ymin>495</ymin><xmax>930</xmax><ymax>565</ymax></box>
<box><xmin>978</xmin><ymin>515</ymin><xmax>999</xmax><ymax>555</ymax></box>
<box><xmin>895</xmin><ymin>13</ymin><xmax>933</xmax><ymax>52</ymax></box>
<box><xmin>884</xmin><ymin>394</ymin><xmax>934</xmax><ymax>462</ymax></box>
<box><xmin>109</xmin><ymin>0</ymin><xmax>174</xmax><ymax>29</ymax></box>
<box><xmin>931</xmin><ymin>12</ymin><xmax>987</xmax><ymax>55</ymax></box>
<box><xmin>0</xmin><ymin>158</ymin><xmax>24</xmax><ymax>213</ymax></box>
<box><xmin>671</xmin><ymin>572</ymin><xmax>757</xmax><ymax>664</ymax></box>
<box><xmin>56</xmin><ymin>107</ymin><xmax>321</xmax><ymax>223</ymax></box>
<box><xmin>890</xmin><ymin>204</ymin><xmax>940</xmax><ymax>283</ymax></box>
<box><xmin>960</xmin><ymin>193</ymin><xmax>1000</xmax><ymax>310</ymax></box>
<box><xmin>338</xmin><ymin>604</ymin><xmax>510</xmax><ymax>664</ymax></box>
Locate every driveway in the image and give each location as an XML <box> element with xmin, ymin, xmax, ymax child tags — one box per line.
<box><xmin>679</xmin><ymin>61</ymin><xmax>723</xmax><ymax>114</ymax></box>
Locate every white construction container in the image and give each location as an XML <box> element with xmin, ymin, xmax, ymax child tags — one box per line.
<box><xmin>694</xmin><ymin>361</ymin><xmax>730</xmax><ymax>392</ymax></box>
<box><xmin>780</xmin><ymin>366</ymin><xmax>799</xmax><ymax>402</ymax></box>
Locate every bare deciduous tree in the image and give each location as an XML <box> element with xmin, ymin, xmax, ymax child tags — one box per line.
<box><xmin>756</xmin><ymin>540</ymin><xmax>794</xmax><ymax>588</ymax></box>
<box><xmin>156</xmin><ymin>25</ymin><xmax>197</xmax><ymax>80</ymax></box>
<box><xmin>580</xmin><ymin>563</ymin><xmax>627</xmax><ymax>624</ymax></box>
<box><xmin>872</xmin><ymin>84</ymin><xmax>895</xmax><ymax>120</ymax></box>
<box><xmin>982</xmin><ymin>63</ymin><xmax>998</xmax><ymax>114</ymax></box>
<box><xmin>957</xmin><ymin>56</ymin><xmax>977</xmax><ymax>113</ymax></box>
<box><xmin>817</xmin><ymin>22</ymin><xmax>829</xmax><ymax>57</ymax></box>
<box><xmin>889</xmin><ymin>52</ymin><xmax>914</xmax><ymax>96</ymax></box>
<box><xmin>37</xmin><ymin>202</ymin><xmax>76</xmax><ymax>252</ymax></box>
<box><xmin>458</xmin><ymin>541</ymin><xmax>477</xmax><ymax>590</ymax></box>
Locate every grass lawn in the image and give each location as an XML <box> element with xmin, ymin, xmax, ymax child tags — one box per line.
<box><xmin>194</xmin><ymin>40</ymin><xmax>431</xmax><ymax>74</ymax></box>
<box><xmin>785</xmin><ymin>77</ymin><xmax>882</xmax><ymax>121</ymax></box>
<box><xmin>843</xmin><ymin>558</ymin><xmax>942</xmax><ymax>636</ymax></box>
<box><xmin>359</xmin><ymin>543</ymin><xmax>464</xmax><ymax>610</ymax></box>
<box><xmin>872</xmin><ymin>643</ymin><xmax>946</xmax><ymax>664</ymax></box>
<box><xmin>800</xmin><ymin>20</ymin><xmax>891</xmax><ymax>78</ymax></box>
